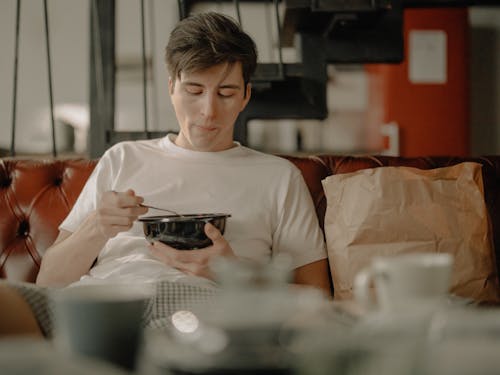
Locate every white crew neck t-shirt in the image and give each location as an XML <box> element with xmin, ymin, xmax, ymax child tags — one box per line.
<box><xmin>60</xmin><ymin>135</ymin><xmax>326</xmax><ymax>287</ymax></box>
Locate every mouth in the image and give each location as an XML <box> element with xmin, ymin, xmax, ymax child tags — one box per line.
<box><xmin>193</xmin><ymin>124</ymin><xmax>217</xmax><ymax>132</ymax></box>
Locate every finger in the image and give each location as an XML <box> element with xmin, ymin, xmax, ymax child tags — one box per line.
<box><xmin>108</xmin><ymin>190</ymin><xmax>145</xmax><ymax>208</ymax></box>
<box><xmin>120</xmin><ymin>205</ymin><xmax>148</xmax><ymax>217</ymax></box>
<box><xmin>149</xmin><ymin>240</ymin><xmax>177</xmax><ymax>253</ymax></box>
<box><xmin>203</xmin><ymin>223</ymin><xmax>235</xmax><ymax>257</ymax></box>
<box><xmin>149</xmin><ymin>242</ymin><xmax>189</xmax><ymax>264</ymax></box>
<box><xmin>121</xmin><ymin>193</ymin><xmax>144</xmax><ymax>207</ymax></box>
<box><xmin>174</xmin><ymin>262</ymin><xmax>208</xmax><ymax>277</ymax></box>
<box><xmin>149</xmin><ymin>243</ymin><xmax>214</xmax><ymax>279</ymax></box>
<box><xmin>204</xmin><ymin>222</ymin><xmax>223</xmax><ymax>243</ymax></box>
<box><xmin>112</xmin><ymin>189</ymin><xmax>136</xmax><ymax>196</ymax></box>
<box><xmin>99</xmin><ymin>214</ymin><xmax>136</xmax><ymax>227</ymax></box>
<box><xmin>109</xmin><ymin>206</ymin><xmax>148</xmax><ymax>217</ymax></box>
<box><xmin>107</xmin><ymin>224</ymin><xmax>134</xmax><ymax>235</ymax></box>
<box><xmin>124</xmin><ymin>189</ymin><xmax>145</xmax><ymax>206</ymax></box>
<box><xmin>149</xmin><ymin>243</ymin><xmax>197</xmax><ymax>270</ymax></box>
<box><xmin>100</xmin><ymin>223</ymin><xmax>135</xmax><ymax>238</ymax></box>
<box><xmin>98</xmin><ymin>205</ymin><xmax>147</xmax><ymax>219</ymax></box>
<box><xmin>150</xmin><ymin>241</ymin><xmax>207</xmax><ymax>263</ymax></box>
<box><xmin>149</xmin><ymin>242</ymin><xmax>172</xmax><ymax>264</ymax></box>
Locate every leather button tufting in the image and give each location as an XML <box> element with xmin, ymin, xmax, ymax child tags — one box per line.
<box><xmin>53</xmin><ymin>177</ymin><xmax>63</xmax><ymax>186</ymax></box>
<box><xmin>1</xmin><ymin>176</ymin><xmax>12</xmax><ymax>188</ymax></box>
<box><xmin>17</xmin><ymin>220</ymin><xmax>30</xmax><ymax>238</ymax></box>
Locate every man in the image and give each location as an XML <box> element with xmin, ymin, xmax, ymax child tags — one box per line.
<box><xmin>36</xmin><ymin>11</ymin><xmax>329</xmax><ymax>290</ymax></box>
<box><xmin>2</xmin><ymin>12</ymin><xmax>330</xmax><ymax>337</ymax></box>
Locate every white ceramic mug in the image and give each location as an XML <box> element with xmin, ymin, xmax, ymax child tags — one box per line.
<box><xmin>52</xmin><ymin>283</ymin><xmax>154</xmax><ymax>371</ymax></box>
<box><xmin>353</xmin><ymin>253</ymin><xmax>453</xmax><ymax>312</ymax></box>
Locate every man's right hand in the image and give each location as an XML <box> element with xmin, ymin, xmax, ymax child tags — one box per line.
<box><xmin>96</xmin><ymin>189</ymin><xmax>148</xmax><ymax>238</ymax></box>
<box><xmin>36</xmin><ymin>189</ymin><xmax>148</xmax><ymax>287</ymax></box>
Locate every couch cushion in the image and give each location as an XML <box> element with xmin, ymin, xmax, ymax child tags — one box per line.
<box><xmin>322</xmin><ymin>162</ymin><xmax>500</xmax><ymax>303</ymax></box>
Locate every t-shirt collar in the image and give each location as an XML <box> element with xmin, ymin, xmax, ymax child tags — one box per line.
<box><xmin>160</xmin><ymin>133</ymin><xmax>244</xmax><ymax>158</ymax></box>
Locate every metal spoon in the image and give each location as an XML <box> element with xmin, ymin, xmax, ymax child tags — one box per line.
<box><xmin>110</xmin><ymin>191</ymin><xmax>184</xmax><ymax>217</ymax></box>
<box><xmin>140</xmin><ymin>203</ymin><xmax>184</xmax><ymax>217</ymax></box>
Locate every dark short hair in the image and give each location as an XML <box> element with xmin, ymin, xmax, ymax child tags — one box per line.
<box><xmin>165</xmin><ymin>12</ymin><xmax>257</xmax><ymax>87</ymax></box>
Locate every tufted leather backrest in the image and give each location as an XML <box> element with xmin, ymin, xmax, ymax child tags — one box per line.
<box><xmin>0</xmin><ymin>159</ymin><xmax>97</xmax><ymax>282</ymax></box>
<box><xmin>2</xmin><ymin>155</ymin><xmax>500</xmax><ymax>283</ymax></box>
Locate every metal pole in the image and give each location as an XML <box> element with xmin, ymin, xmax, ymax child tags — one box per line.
<box><xmin>273</xmin><ymin>0</ymin><xmax>284</xmax><ymax>79</ymax></box>
<box><xmin>10</xmin><ymin>0</ymin><xmax>21</xmax><ymax>157</ymax></box>
<box><xmin>148</xmin><ymin>0</ymin><xmax>159</xmax><ymax>132</ymax></box>
<box><xmin>234</xmin><ymin>0</ymin><xmax>242</xmax><ymax>26</ymax></box>
<box><xmin>43</xmin><ymin>0</ymin><xmax>57</xmax><ymax>157</ymax></box>
<box><xmin>89</xmin><ymin>0</ymin><xmax>115</xmax><ymax>157</ymax></box>
<box><xmin>177</xmin><ymin>0</ymin><xmax>187</xmax><ymax>20</ymax></box>
<box><xmin>140</xmin><ymin>0</ymin><xmax>149</xmax><ymax>137</ymax></box>
<box><xmin>91</xmin><ymin>0</ymin><xmax>104</xmax><ymax>109</ymax></box>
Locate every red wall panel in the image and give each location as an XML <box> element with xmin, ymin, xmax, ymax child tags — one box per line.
<box><xmin>366</xmin><ymin>8</ymin><xmax>469</xmax><ymax>156</ymax></box>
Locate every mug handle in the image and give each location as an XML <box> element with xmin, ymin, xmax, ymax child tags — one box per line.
<box><xmin>353</xmin><ymin>267</ymin><xmax>376</xmax><ymax>310</ymax></box>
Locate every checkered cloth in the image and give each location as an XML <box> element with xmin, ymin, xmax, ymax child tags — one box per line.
<box><xmin>2</xmin><ymin>280</ymin><xmax>218</xmax><ymax>338</ymax></box>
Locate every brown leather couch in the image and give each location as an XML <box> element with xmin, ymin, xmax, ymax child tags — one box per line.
<box><xmin>2</xmin><ymin>155</ymin><xmax>500</xmax><ymax>294</ymax></box>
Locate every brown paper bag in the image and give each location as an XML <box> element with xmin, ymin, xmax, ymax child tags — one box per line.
<box><xmin>322</xmin><ymin>162</ymin><xmax>499</xmax><ymax>303</ymax></box>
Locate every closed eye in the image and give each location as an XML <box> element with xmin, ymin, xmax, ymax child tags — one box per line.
<box><xmin>218</xmin><ymin>89</ymin><xmax>237</xmax><ymax>98</ymax></box>
<box><xmin>185</xmin><ymin>87</ymin><xmax>203</xmax><ymax>95</ymax></box>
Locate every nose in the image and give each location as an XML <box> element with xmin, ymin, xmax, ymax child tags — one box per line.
<box><xmin>200</xmin><ymin>94</ymin><xmax>217</xmax><ymax>119</ymax></box>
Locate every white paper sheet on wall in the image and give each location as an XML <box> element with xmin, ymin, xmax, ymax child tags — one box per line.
<box><xmin>408</xmin><ymin>30</ymin><xmax>447</xmax><ymax>84</ymax></box>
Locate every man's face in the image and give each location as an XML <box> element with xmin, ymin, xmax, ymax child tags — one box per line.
<box><xmin>169</xmin><ymin>62</ymin><xmax>251</xmax><ymax>152</ymax></box>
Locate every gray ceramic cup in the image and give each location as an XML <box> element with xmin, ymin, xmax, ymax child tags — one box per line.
<box><xmin>52</xmin><ymin>283</ymin><xmax>154</xmax><ymax>371</ymax></box>
<box><xmin>354</xmin><ymin>253</ymin><xmax>453</xmax><ymax>313</ymax></box>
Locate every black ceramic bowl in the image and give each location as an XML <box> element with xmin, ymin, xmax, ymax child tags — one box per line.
<box><xmin>139</xmin><ymin>214</ymin><xmax>230</xmax><ymax>250</ymax></box>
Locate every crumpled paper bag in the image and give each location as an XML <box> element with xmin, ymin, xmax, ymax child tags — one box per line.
<box><xmin>322</xmin><ymin>162</ymin><xmax>499</xmax><ymax>303</ymax></box>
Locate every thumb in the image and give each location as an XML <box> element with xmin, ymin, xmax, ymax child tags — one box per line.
<box><xmin>204</xmin><ymin>222</ymin><xmax>223</xmax><ymax>242</ymax></box>
<box><xmin>124</xmin><ymin>189</ymin><xmax>144</xmax><ymax>205</ymax></box>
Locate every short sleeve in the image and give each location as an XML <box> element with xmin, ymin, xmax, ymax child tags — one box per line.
<box><xmin>59</xmin><ymin>151</ymin><xmax>115</xmax><ymax>233</ymax></box>
<box><xmin>272</xmin><ymin>170</ymin><xmax>327</xmax><ymax>269</ymax></box>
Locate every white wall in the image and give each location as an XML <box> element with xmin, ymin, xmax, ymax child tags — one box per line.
<box><xmin>114</xmin><ymin>0</ymin><xmax>178</xmax><ymax>133</ymax></box>
<box><xmin>0</xmin><ymin>0</ymin><xmax>182</xmax><ymax>154</ymax></box>
<box><xmin>0</xmin><ymin>0</ymin><xmax>89</xmax><ymax>153</ymax></box>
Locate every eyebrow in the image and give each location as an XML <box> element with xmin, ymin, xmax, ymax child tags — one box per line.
<box><xmin>182</xmin><ymin>81</ymin><xmax>241</xmax><ymax>90</ymax></box>
<box><xmin>219</xmin><ymin>84</ymin><xmax>241</xmax><ymax>90</ymax></box>
<box><xmin>182</xmin><ymin>82</ymin><xmax>203</xmax><ymax>88</ymax></box>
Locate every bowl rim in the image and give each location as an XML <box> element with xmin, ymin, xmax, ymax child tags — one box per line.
<box><xmin>138</xmin><ymin>213</ymin><xmax>231</xmax><ymax>223</ymax></box>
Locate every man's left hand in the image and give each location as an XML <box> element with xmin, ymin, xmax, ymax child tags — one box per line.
<box><xmin>149</xmin><ymin>222</ymin><xmax>235</xmax><ymax>280</ymax></box>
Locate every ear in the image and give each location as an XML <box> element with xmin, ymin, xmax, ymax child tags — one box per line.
<box><xmin>240</xmin><ymin>83</ymin><xmax>252</xmax><ymax>112</ymax></box>
<box><xmin>168</xmin><ymin>76</ymin><xmax>174</xmax><ymax>95</ymax></box>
